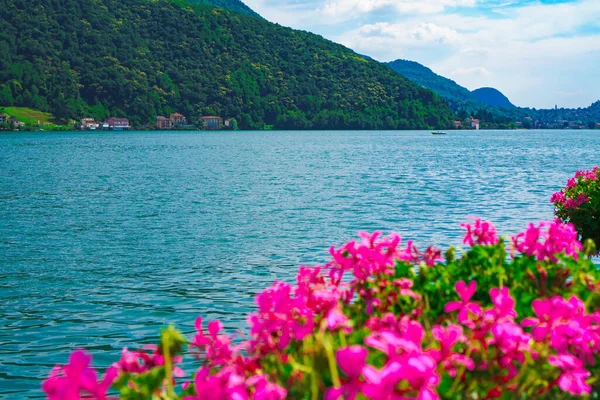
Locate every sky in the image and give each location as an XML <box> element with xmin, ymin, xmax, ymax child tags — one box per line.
<box><xmin>242</xmin><ymin>0</ymin><xmax>600</xmax><ymax>109</ymax></box>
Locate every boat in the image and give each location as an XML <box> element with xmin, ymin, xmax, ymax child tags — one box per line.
<box><xmin>431</xmin><ymin>131</ymin><xmax>447</xmax><ymax>135</ymax></box>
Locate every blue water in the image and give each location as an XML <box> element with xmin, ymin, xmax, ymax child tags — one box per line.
<box><xmin>0</xmin><ymin>130</ymin><xmax>598</xmax><ymax>397</ymax></box>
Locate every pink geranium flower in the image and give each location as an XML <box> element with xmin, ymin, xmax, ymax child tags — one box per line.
<box><xmin>461</xmin><ymin>218</ymin><xmax>499</xmax><ymax>246</ymax></box>
<box><xmin>548</xmin><ymin>355</ymin><xmax>591</xmax><ymax>396</ymax></box>
<box><xmin>326</xmin><ymin>346</ymin><xmax>367</xmax><ymax>400</ymax></box>
<box><xmin>42</xmin><ymin>350</ymin><xmax>118</xmax><ymax>400</ymax></box>
<box><xmin>512</xmin><ymin>221</ymin><xmax>582</xmax><ymax>261</ymax></box>
<box><xmin>429</xmin><ymin>324</ymin><xmax>473</xmax><ymax>377</ymax></box>
<box><xmin>444</xmin><ymin>281</ymin><xmax>482</xmax><ymax>328</ymax></box>
<box><xmin>325</xmin><ymin>307</ymin><xmax>352</xmax><ymax>333</ymax></box>
<box><xmin>192</xmin><ymin>317</ymin><xmax>233</xmax><ymax>366</ymax></box>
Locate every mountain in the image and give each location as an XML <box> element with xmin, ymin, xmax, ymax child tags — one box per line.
<box><xmin>384</xmin><ymin>58</ymin><xmax>600</xmax><ymax>126</ymax></box>
<box><xmin>0</xmin><ymin>0</ymin><xmax>453</xmax><ymax>130</ymax></box>
<box><xmin>186</xmin><ymin>0</ymin><xmax>260</xmax><ymax>17</ymax></box>
<box><xmin>472</xmin><ymin>87</ymin><xmax>515</xmax><ymax>108</ymax></box>
<box><xmin>385</xmin><ymin>59</ymin><xmax>478</xmax><ymax>107</ymax></box>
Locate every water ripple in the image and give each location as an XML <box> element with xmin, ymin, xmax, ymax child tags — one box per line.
<box><xmin>0</xmin><ymin>130</ymin><xmax>599</xmax><ymax>397</ymax></box>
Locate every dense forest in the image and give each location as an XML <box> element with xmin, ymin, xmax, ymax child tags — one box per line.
<box><xmin>0</xmin><ymin>0</ymin><xmax>454</xmax><ymax>130</ymax></box>
<box><xmin>385</xmin><ymin>59</ymin><xmax>600</xmax><ymax>126</ymax></box>
<box><xmin>186</xmin><ymin>0</ymin><xmax>260</xmax><ymax>17</ymax></box>
<box><xmin>471</xmin><ymin>88</ymin><xmax>515</xmax><ymax>108</ymax></box>
<box><xmin>385</xmin><ymin>59</ymin><xmax>481</xmax><ymax>111</ymax></box>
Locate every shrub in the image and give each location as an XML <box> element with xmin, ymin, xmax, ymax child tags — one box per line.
<box><xmin>552</xmin><ymin>167</ymin><xmax>600</xmax><ymax>252</ymax></box>
<box><xmin>43</xmin><ymin>219</ymin><xmax>600</xmax><ymax>399</ymax></box>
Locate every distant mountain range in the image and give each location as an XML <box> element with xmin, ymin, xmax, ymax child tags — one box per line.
<box><xmin>385</xmin><ymin>59</ymin><xmax>516</xmax><ymax>111</ymax></box>
<box><xmin>471</xmin><ymin>88</ymin><xmax>515</xmax><ymax>109</ymax></box>
<box><xmin>384</xmin><ymin>58</ymin><xmax>600</xmax><ymax>126</ymax></box>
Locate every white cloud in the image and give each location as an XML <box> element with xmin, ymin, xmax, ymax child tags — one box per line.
<box><xmin>320</xmin><ymin>0</ymin><xmax>479</xmax><ymax>17</ymax></box>
<box><xmin>452</xmin><ymin>66</ymin><xmax>491</xmax><ymax>76</ymax></box>
<box><xmin>244</xmin><ymin>0</ymin><xmax>600</xmax><ymax>108</ymax></box>
<box><xmin>460</xmin><ymin>47</ymin><xmax>491</xmax><ymax>56</ymax></box>
<box><xmin>409</xmin><ymin>23</ymin><xmax>459</xmax><ymax>44</ymax></box>
<box><xmin>334</xmin><ymin>0</ymin><xmax>600</xmax><ymax>107</ymax></box>
<box><xmin>343</xmin><ymin>21</ymin><xmax>461</xmax><ymax>50</ymax></box>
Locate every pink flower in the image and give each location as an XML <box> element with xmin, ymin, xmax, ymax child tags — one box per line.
<box><xmin>394</xmin><ymin>278</ymin><xmax>421</xmax><ymax>300</ymax></box>
<box><xmin>42</xmin><ymin>350</ymin><xmax>118</xmax><ymax>400</ymax></box>
<box><xmin>113</xmin><ymin>346</ymin><xmax>179</xmax><ymax>375</ymax></box>
<box><xmin>461</xmin><ymin>218</ymin><xmax>499</xmax><ymax>247</ymax></box>
<box><xmin>512</xmin><ymin>221</ymin><xmax>582</xmax><ymax>261</ymax></box>
<box><xmin>444</xmin><ymin>281</ymin><xmax>482</xmax><ymax>328</ymax></box>
<box><xmin>550</xmin><ymin>191</ymin><xmax>566</xmax><ymax>205</ymax></box>
<box><xmin>489</xmin><ymin>287</ymin><xmax>517</xmax><ymax>319</ymax></box>
<box><xmin>183</xmin><ymin>367</ymin><xmax>248</xmax><ymax>400</ymax></box>
<box><xmin>192</xmin><ymin>317</ymin><xmax>233</xmax><ymax>366</ymax></box>
<box><xmin>522</xmin><ymin>299</ymin><xmax>553</xmax><ymax>341</ymax></box>
<box><xmin>429</xmin><ymin>325</ymin><xmax>473</xmax><ymax>377</ymax></box>
<box><xmin>326</xmin><ymin>307</ymin><xmax>352</xmax><ymax>333</ymax></box>
<box><xmin>362</xmin><ymin>355</ymin><xmax>439</xmax><ymax>400</ymax></box>
<box><xmin>563</xmin><ymin>194</ymin><xmax>589</xmax><ymax>210</ymax></box>
<box><xmin>548</xmin><ymin>355</ymin><xmax>591</xmax><ymax>396</ymax></box>
<box><xmin>326</xmin><ymin>346</ymin><xmax>367</xmax><ymax>400</ymax></box>
<box><xmin>247</xmin><ymin>375</ymin><xmax>287</xmax><ymax>400</ymax></box>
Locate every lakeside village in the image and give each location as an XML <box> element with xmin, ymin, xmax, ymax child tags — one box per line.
<box><xmin>0</xmin><ymin>110</ymin><xmax>236</xmax><ymax>131</ymax></box>
<box><xmin>78</xmin><ymin>113</ymin><xmax>237</xmax><ymax>131</ymax></box>
<box><xmin>2</xmin><ymin>111</ymin><xmax>599</xmax><ymax>132</ymax></box>
<box><xmin>454</xmin><ymin>116</ymin><xmax>600</xmax><ymax>130</ymax></box>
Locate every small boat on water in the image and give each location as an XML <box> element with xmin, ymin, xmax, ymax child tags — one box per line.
<box><xmin>431</xmin><ymin>131</ymin><xmax>447</xmax><ymax>135</ymax></box>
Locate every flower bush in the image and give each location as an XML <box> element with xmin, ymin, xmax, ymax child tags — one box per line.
<box><xmin>552</xmin><ymin>166</ymin><xmax>600</xmax><ymax>251</ymax></box>
<box><xmin>43</xmin><ymin>219</ymin><xmax>600</xmax><ymax>400</ymax></box>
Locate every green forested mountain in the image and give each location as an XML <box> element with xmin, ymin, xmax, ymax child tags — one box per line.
<box><xmin>472</xmin><ymin>87</ymin><xmax>515</xmax><ymax>108</ymax></box>
<box><xmin>385</xmin><ymin>59</ymin><xmax>479</xmax><ymax>108</ymax></box>
<box><xmin>186</xmin><ymin>0</ymin><xmax>260</xmax><ymax>17</ymax></box>
<box><xmin>0</xmin><ymin>0</ymin><xmax>453</xmax><ymax>130</ymax></box>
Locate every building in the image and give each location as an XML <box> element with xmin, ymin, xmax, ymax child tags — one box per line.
<box><xmin>156</xmin><ymin>116</ymin><xmax>172</xmax><ymax>130</ymax></box>
<box><xmin>470</xmin><ymin>117</ymin><xmax>480</xmax><ymax>130</ymax></box>
<box><xmin>200</xmin><ymin>116</ymin><xmax>223</xmax><ymax>130</ymax></box>
<box><xmin>453</xmin><ymin>121</ymin><xmax>462</xmax><ymax>128</ymax></box>
<box><xmin>9</xmin><ymin>116</ymin><xmax>25</xmax><ymax>128</ymax></box>
<box><xmin>0</xmin><ymin>113</ymin><xmax>8</xmax><ymax>123</ymax></box>
<box><xmin>105</xmin><ymin>118</ymin><xmax>130</xmax><ymax>130</ymax></box>
<box><xmin>596</xmin><ymin>123</ymin><xmax>600</xmax><ymax>129</ymax></box>
<box><xmin>81</xmin><ymin>118</ymin><xmax>99</xmax><ymax>130</ymax></box>
<box><xmin>224</xmin><ymin>118</ymin><xmax>233</xmax><ymax>129</ymax></box>
<box><xmin>170</xmin><ymin>113</ymin><xmax>187</xmax><ymax>127</ymax></box>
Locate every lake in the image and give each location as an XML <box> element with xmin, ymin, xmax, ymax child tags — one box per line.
<box><xmin>0</xmin><ymin>129</ymin><xmax>598</xmax><ymax>397</ymax></box>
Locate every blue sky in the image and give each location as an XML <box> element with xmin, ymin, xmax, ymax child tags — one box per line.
<box><xmin>243</xmin><ymin>0</ymin><xmax>600</xmax><ymax>108</ymax></box>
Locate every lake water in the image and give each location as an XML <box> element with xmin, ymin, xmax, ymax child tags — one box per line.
<box><xmin>0</xmin><ymin>129</ymin><xmax>598</xmax><ymax>397</ymax></box>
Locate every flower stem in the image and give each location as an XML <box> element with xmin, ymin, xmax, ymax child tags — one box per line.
<box><xmin>323</xmin><ymin>335</ymin><xmax>341</xmax><ymax>388</ymax></box>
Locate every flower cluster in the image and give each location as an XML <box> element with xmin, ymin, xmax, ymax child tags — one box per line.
<box><xmin>512</xmin><ymin>220</ymin><xmax>582</xmax><ymax>261</ymax></box>
<box><xmin>43</xmin><ymin>219</ymin><xmax>600</xmax><ymax>399</ymax></box>
<box><xmin>552</xmin><ymin>166</ymin><xmax>600</xmax><ymax>251</ymax></box>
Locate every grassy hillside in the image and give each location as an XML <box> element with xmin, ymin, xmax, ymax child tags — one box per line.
<box><xmin>0</xmin><ymin>0</ymin><xmax>454</xmax><ymax>130</ymax></box>
<box><xmin>1</xmin><ymin>106</ymin><xmax>55</xmax><ymax>125</ymax></box>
